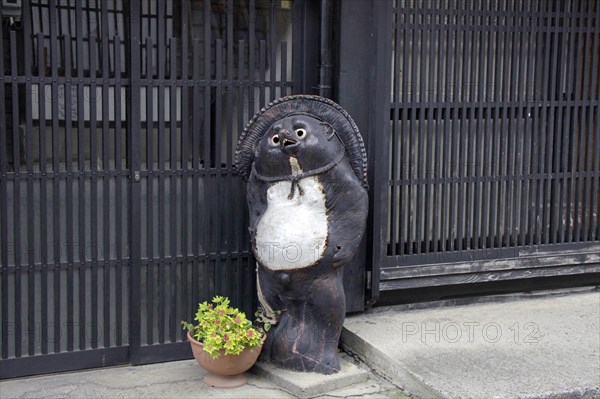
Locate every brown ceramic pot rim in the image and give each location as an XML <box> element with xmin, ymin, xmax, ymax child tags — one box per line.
<box><xmin>186</xmin><ymin>331</ymin><xmax>266</xmax><ymax>351</ymax></box>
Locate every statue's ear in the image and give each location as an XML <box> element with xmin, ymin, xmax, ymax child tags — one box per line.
<box><xmin>320</xmin><ymin>122</ymin><xmax>336</xmax><ymax>141</ymax></box>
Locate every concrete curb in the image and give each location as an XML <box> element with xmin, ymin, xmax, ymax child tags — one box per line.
<box><xmin>341</xmin><ymin>290</ymin><xmax>600</xmax><ymax>399</ymax></box>
<box><xmin>341</xmin><ymin>327</ymin><xmax>441</xmax><ymax>399</ymax></box>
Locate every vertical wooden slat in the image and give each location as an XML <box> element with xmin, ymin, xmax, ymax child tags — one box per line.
<box><xmin>416</xmin><ymin>2</ymin><xmax>425</xmax><ymax>254</ymax></box>
<box><xmin>441</xmin><ymin>0</ymin><xmax>453</xmax><ymax>253</ymax></box>
<box><xmin>465</xmin><ymin>0</ymin><xmax>479</xmax><ymax>250</ymax></box>
<box><xmin>561</xmin><ymin>2</ymin><xmax>576</xmax><ymax>244</ymax></box>
<box><xmin>594</xmin><ymin>85</ymin><xmax>600</xmax><ymax>241</ymax></box>
<box><xmin>575</xmin><ymin>0</ymin><xmax>589</xmax><ymax>242</ymax></box>
<box><xmin>541</xmin><ymin>0</ymin><xmax>556</xmax><ymax>245</ymax></box>
<box><xmin>506</xmin><ymin>0</ymin><xmax>518</xmax><ymax>248</ymax></box>
<box><xmin>36</xmin><ymin>31</ymin><xmax>50</xmax><ymax>355</ymax></box>
<box><xmin>482</xmin><ymin>1</ymin><xmax>495</xmax><ymax>248</ymax></box>
<box><xmin>48</xmin><ymin>0</ymin><xmax>62</xmax><ymax>354</ymax></box>
<box><xmin>389</xmin><ymin>5</ymin><xmax>399</xmax><ymax>256</ymax></box>
<box><xmin>415</xmin><ymin>2</ymin><xmax>427</xmax><ymax>254</ymax></box>
<box><xmin>169</xmin><ymin>38</ymin><xmax>178</xmax><ymax>343</ymax></box>
<box><xmin>433</xmin><ymin>0</ymin><xmax>447</xmax><ymax>252</ymax></box>
<box><xmin>17</xmin><ymin>3</ymin><xmax>32</xmax><ymax>357</ymax></box>
<box><xmin>75</xmin><ymin>0</ymin><xmax>86</xmax><ymax>351</ymax></box>
<box><xmin>248</xmin><ymin>0</ymin><xmax>256</xmax><ymax>115</ymax></box>
<box><xmin>113</xmin><ymin>34</ymin><xmax>123</xmax><ymax>347</ymax></box>
<box><xmin>400</xmin><ymin>3</ymin><xmax>411</xmax><ymax>256</ymax></box>
<box><xmin>548</xmin><ymin>2</ymin><xmax>562</xmax><ymax>244</ymax></box>
<box><xmin>202</xmin><ymin>0</ymin><xmax>212</xmax><ymax>299</ymax></box>
<box><xmin>400</xmin><ymin>8</ymin><xmax>409</xmax><ymax>255</ymax></box>
<box><xmin>490</xmin><ymin>1</ymin><xmax>504</xmax><ymax>249</ymax></box>
<box><xmin>9</xmin><ymin>30</ymin><xmax>23</xmax><ymax>358</ymax></box>
<box><xmin>489</xmin><ymin>0</ymin><xmax>505</xmax><ymax>248</ymax></box>
<box><xmin>259</xmin><ymin>40</ymin><xmax>266</xmax><ymax>107</ymax></box>
<box><xmin>473</xmin><ymin>0</ymin><xmax>487</xmax><ymax>250</ymax></box>
<box><xmin>425</xmin><ymin>2</ymin><xmax>437</xmax><ymax>253</ymax></box>
<box><xmin>224</xmin><ymin>0</ymin><xmax>235</xmax><ymax>302</ymax></box>
<box><xmin>514</xmin><ymin>0</ymin><xmax>525</xmax><ymax>246</ymax></box>
<box><xmin>586</xmin><ymin>2</ymin><xmax>600</xmax><ymax>241</ymax></box>
<box><xmin>498</xmin><ymin>0</ymin><xmax>511</xmax><ymax>248</ymax></box>
<box><xmin>0</xmin><ymin>6</ymin><xmax>8</xmax><ymax>360</ymax></box>
<box><xmin>214</xmin><ymin>39</ymin><xmax>223</xmax><ymax>296</ymax></box>
<box><xmin>568</xmin><ymin>0</ymin><xmax>582</xmax><ymax>243</ymax></box>
<box><xmin>508</xmin><ymin>0</ymin><xmax>522</xmax><ymax>248</ymax></box>
<box><xmin>459</xmin><ymin>0</ymin><xmax>469</xmax><ymax>251</ymax></box>
<box><xmin>94</xmin><ymin>0</ymin><xmax>101</xmax><ymax>59</ymax></box>
<box><xmin>520</xmin><ymin>2</ymin><xmax>540</xmax><ymax>245</ymax></box>
<box><xmin>593</xmin><ymin>1</ymin><xmax>600</xmax><ymax>241</ymax></box>
<box><xmin>576</xmin><ymin>0</ymin><xmax>591</xmax><ymax>243</ymax></box>
<box><xmin>281</xmin><ymin>40</ymin><xmax>289</xmax><ymax>95</ymax></box>
<box><xmin>21</xmin><ymin>11</ymin><xmax>34</xmax><ymax>359</ymax></box>
<box><xmin>527</xmin><ymin>0</ymin><xmax>538</xmax><ymax>246</ymax></box>
<box><xmin>395</xmin><ymin>4</ymin><xmax>402</xmax><ymax>256</ymax></box>
<box><xmin>443</xmin><ymin>3</ymin><xmax>453</xmax><ymax>252</ymax></box>
<box><xmin>555</xmin><ymin>0</ymin><xmax>569</xmax><ymax>244</ymax></box>
<box><xmin>156</xmin><ymin>0</ymin><xmax>166</xmax><ymax>345</ymax></box>
<box><xmin>422</xmin><ymin>4</ymin><xmax>435</xmax><ymax>253</ymax></box>
<box><xmin>533</xmin><ymin>0</ymin><xmax>547</xmax><ymax>246</ymax></box>
<box><xmin>280</xmin><ymin>41</ymin><xmax>288</xmax><ymax>97</ymax></box>
<box><xmin>449</xmin><ymin>1</ymin><xmax>462</xmax><ymax>252</ymax></box>
<box><xmin>399</xmin><ymin>3</ymin><xmax>415</xmax><ymax>254</ymax></box>
<box><xmin>456</xmin><ymin>0</ymin><xmax>470</xmax><ymax>252</ymax></box>
<box><xmin>397</xmin><ymin>3</ymin><xmax>406</xmax><ymax>255</ymax></box>
<box><xmin>100</xmin><ymin>0</ymin><xmax>111</xmax><ymax>349</ymax></box>
<box><xmin>89</xmin><ymin>32</ymin><xmax>99</xmax><ymax>350</ymax></box>
<box><xmin>408</xmin><ymin>15</ymin><xmax>418</xmax><ymax>255</ymax></box>
<box><xmin>515</xmin><ymin>0</ymin><xmax>526</xmax><ymax>247</ymax></box>
<box><xmin>84</xmin><ymin>0</ymin><xmax>92</xmax><ymax>72</ymax></box>
<box><xmin>127</xmin><ymin>0</ymin><xmax>143</xmax><ymax>363</ymax></box>
<box><xmin>145</xmin><ymin>36</ymin><xmax>154</xmax><ymax>346</ymax></box>
<box><xmin>235</xmin><ymin>39</ymin><xmax>246</xmax><ymax>308</ymax></box>
<box><xmin>64</xmin><ymin>31</ymin><xmax>75</xmax><ymax>353</ymax></box>
<box><xmin>191</xmin><ymin>38</ymin><xmax>201</xmax><ymax>310</ymax></box>
<box><xmin>269</xmin><ymin>0</ymin><xmax>277</xmax><ymax>101</ymax></box>
<box><xmin>179</xmin><ymin>0</ymin><xmax>190</xmax><ymax>339</ymax></box>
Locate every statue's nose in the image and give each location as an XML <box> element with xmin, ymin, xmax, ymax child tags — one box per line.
<box><xmin>279</xmin><ymin>129</ymin><xmax>299</xmax><ymax>148</ymax></box>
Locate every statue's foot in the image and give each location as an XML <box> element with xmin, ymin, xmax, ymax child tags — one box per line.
<box><xmin>308</xmin><ymin>351</ymin><xmax>341</xmax><ymax>375</ymax></box>
<box><xmin>268</xmin><ymin>352</ymin><xmax>340</xmax><ymax>374</ymax></box>
<box><xmin>261</xmin><ymin>313</ymin><xmax>343</xmax><ymax>374</ymax></box>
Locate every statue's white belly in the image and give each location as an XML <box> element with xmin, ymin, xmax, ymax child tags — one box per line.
<box><xmin>255</xmin><ymin>175</ymin><xmax>328</xmax><ymax>270</ymax></box>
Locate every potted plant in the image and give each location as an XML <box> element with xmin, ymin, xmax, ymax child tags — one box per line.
<box><xmin>182</xmin><ymin>296</ymin><xmax>266</xmax><ymax>388</ymax></box>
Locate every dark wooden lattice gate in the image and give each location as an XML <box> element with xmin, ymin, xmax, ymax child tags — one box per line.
<box><xmin>353</xmin><ymin>0</ymin><xmax>600</xmax><ymax>298</ymax></box>
<box><xmin>1</xmin><ymin>0</ymin><xmax>324</xmax><ymax>378</ymax></box>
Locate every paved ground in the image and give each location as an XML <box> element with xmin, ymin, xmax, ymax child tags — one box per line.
<box><xmin>0</xmin><ymin>353</ymin><xmax>409</xmax><ymax>399</ymax></box>
<box><xmin>2</xmin><ymin>288</ymin><xmax>598</xmax><ymax>399</ymax></box>
<box><xmin>342</xmin><ymin>288</ymin><xmax>600</xmax><ymax>399</ymax></box>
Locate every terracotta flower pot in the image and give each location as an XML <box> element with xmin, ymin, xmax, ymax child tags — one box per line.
<box><xmin>187</xmin><ymin>331</ymin><xmax>265</xmax><ymax>388</ymax></box>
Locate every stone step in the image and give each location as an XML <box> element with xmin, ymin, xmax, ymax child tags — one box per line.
<box><xmin>252</xmin><ymin>356</ymin><xmax>369</xmax><ymax>399</ymax></box>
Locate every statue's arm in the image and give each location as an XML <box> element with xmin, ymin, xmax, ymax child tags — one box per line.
<box><xmin>325</xmin><ymin>170</ymin><xmax>369</xmax><ymax>269</ymax></box>
<box><xmin>246</xmin><ymin>173</ymin><xmax>268</xmax><ymax>248</ymax></box>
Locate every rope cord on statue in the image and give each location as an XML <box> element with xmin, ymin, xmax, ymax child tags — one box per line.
<box><xmin>251</xmin><ymin>150</ymin><xmax>345</xmax><ymax>200</ymax></box>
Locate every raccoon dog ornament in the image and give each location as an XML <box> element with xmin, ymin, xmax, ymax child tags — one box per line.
<box><xmin>235</xmin><ymin>95</ymin><xmax>368</xmax><ymax>374</ymax></box>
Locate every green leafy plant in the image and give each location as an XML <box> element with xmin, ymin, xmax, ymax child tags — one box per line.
<box><xmin>182</xmin><ymin>296</ymin><xmax>263</xmax><ymax>359</ymax></box>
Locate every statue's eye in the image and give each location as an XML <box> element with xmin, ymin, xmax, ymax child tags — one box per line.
<box><xmin>270</xmin><ymin>134</ymin><xmax>280</xmax><ymax>146</ymax></box>
<box><xmin>294</xmin><ymin>128</ymin><xmax>307</xmax><ymax>139</ymax></box>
